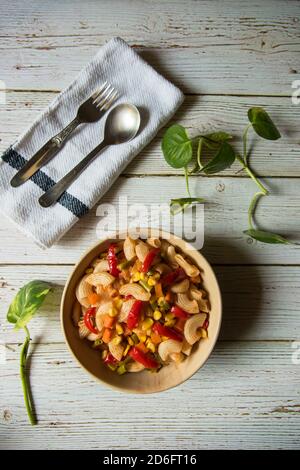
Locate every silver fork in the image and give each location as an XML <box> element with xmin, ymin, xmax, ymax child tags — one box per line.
<box><xmin>10</xmin><ymin>82</ymin><xmax>118</xmax><ymax>187</ymax></box>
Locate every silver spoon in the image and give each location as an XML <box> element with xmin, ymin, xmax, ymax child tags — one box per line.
<box><xmin>39</xmin><ymin>103</ymin><xmax>140</xmax><ymax>208</ymax></box>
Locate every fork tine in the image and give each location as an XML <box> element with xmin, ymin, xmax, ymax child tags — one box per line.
<box><xmin>100</xmin><ymin>90</ymin><xmax>118</xmax><ymax>111</ymax></box>
<box><xmin>95</xmin><ymin>86</ymin><xmax>115</xmax><ymax>108</ymax></box>
<box><xmin>91</xmin><ymin>81</ymin><xmax>108</xmax><ymax>100</ymax></box>
<box><xmin>93</xmin><ymin>83</ymin><xmax>112</xmax><ymax>104</ymax></box>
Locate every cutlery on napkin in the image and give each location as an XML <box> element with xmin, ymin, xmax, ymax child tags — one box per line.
<box><xmin>0</xmin><ymin>37</ymin><xmax>184</xmax><ymax>248</ymax></box>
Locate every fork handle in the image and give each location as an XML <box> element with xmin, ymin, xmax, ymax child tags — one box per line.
<box><xmin>39</xmin><ymin>140</ymin><xmax>108</xmax><ymax>208</ymax></box>
<box><xmin>10</xmin><ymin>117</ymin><xmax>80</xmax><ymax>187</ymax></box>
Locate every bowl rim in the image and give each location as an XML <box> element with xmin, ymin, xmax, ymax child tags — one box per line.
<box><xmin>60</xmin><ymin>229</ymin><xmax>222</xmax><ymax>394</ymax></box>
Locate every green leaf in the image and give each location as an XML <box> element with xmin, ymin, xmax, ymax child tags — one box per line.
<box><xmin>244</xmin><ymin>229</ymin><xmax>292</xmax><ymax>244</ymax></box>
<box><xmin>170</xmin><ymin>197</ymin><xmax>204</xmax><ymax>215</ymax></box>
<box><xmin>199</xmin><ymin>142</ymin><xmax>236</xmax><ymax>175</ymax></box>
<box><xmin>203</xmin><ymin>132</ymin><xmax>232</xmax><ymax>149</ymax></box>
<box><xmin>248</xmin><ymin>107</ymin><xmax>281</xmax><ymax>140</ymax></box>
<box><xmin>162</xmin><ymin>124</ymin><xmax>193</xmax><ymax>168</ymax></box>
<box><xmin>7</xmin><ymin>280</ymin><xmax>51</xmax><ymax>330</ymax></box>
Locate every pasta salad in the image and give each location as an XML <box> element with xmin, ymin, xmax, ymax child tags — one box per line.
<box><xmin>74</xmin><ymin>237</ymin><xmax>210</xmax><ymax>375</ymax></box>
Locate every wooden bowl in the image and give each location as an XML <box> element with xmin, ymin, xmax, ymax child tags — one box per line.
<box><xmin>61</xmin><ymin>229</ymin><xmax>222</xmax><ymax>393</ymax></box>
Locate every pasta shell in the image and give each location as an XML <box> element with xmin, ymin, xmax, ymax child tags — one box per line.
<box><xmin>87</xmin><ymin>332</ymin><xmax>102</xmax><ymax>341</ymax></box>
<box><xmin>169</xmin><ymin>352</ymin><xmax>184</xmax><ymax>363</ymax></box>
<box><xmin>93</xmin><ymin>259</ymin><xmax>109</xmax><ymax>273</ymax></box>
<box><xmin>166</xmin><ymin>245</ymin><xmax>179</xmax><ymax>269</ymax></box>
<box><xmin>118</xmin><ymin>298</ymin><xmax>136</xmax><ymax>322</ymax></box>
<box><xmin>127</xmin><ymin>361</ymin><xmax>145</xmax><ymax>373</ymax></box>
<box><xmin>182</xmin><ymin>340</ymin><xmax>193</xmax><ymax>356</ymax></box>
<box><xmin>86</xmin><ymin>272</ymin><xmax>115</xmax><ymax>287</ymax></box>
<box><xmin>171</xmin><ymin>278</ymin><xmax>190</xmax><ymax>293</ymax></box>
<box><xmin>184</xmin><ymin>313</ymin><xmax>207</xmax><ymax>345</ymax></box>
<box><xmin>154</xmin><ymin>263</ymin><xmax>172</xmax><ymax>275</ymax></box>
<box><xmin>76</xmin><ymin>274</ymin><xmax>94</xmax><ymax>307</ymax></box>
<box><xmin>108</xmin><ymin>341</ymin><xmax>124</xmax><ymax>361</ymax></box>
<box><xmin>198</xmin><ymin>297</ymin><xmax>210</xmax><ymax>313</ymax></box>
<box><xmin>174</xmin><ymin>254</ymin><xmax>200</xmax><ymax>278</ymax></box>
<box><xmin>123</xmin><ymin>236</ymin><xmax>137</xmax><ymax>261</ymax></box>
<box><xmin>158</xmin><ymin>339</ymin><xmax>183</xmax><ymax>362</ymax></box>
<box><xmin>119</xmin><ymin>283</ymin><xmax>151</xmax><ymax>301</ymax></box>
<box><xmin>96</xmin><ymin>302</ymin><xmax>112</xmax><ymax>330</ymax></box>
<box><xmin>78</xmin><ymin>320</ymin><xmax>90</xmax><ymax>339</ymax></box>
<box><xmin>189</xmin><ymin>286</ymin><xmax>207</xmax><ymax>301</ymax></box>
<box><xmin>135</xmin><ymin>240</ymin><xmax>150</xmax><ymax>262</ymax></box>
<box><xmin>147</xmin><ymin>237</ymin><xmax>161</xmax><ymax>248</ymax></box>
<box><xmin>176</xmin><ymin>293</ymin><xmax>199</xmax><ymax>314</ymax></box>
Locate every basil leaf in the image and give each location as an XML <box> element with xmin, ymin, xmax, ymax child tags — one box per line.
<box><xmin>244</xmin><ymin>229</ymin><xmax>292</xmax><ymax>244</ymax></box>
<box><xmin>199</xmin><ymin>142</ymin><xmax>236</xmax><ymax>175</ymax></box>
<box><xmin>170</xmin><ymin>197</ymin><xmax>204</xmax><ymax>215</ymax></box>
<box><xmin>203</xmin><ymin>132</ymin><xmax>232</xmax><ymax>149</ymax></box>
<box><xmin>248</xmin><ymin>107</ymin><xmax>281</xmax><ymax>140</ymax></box>
<box><xmin>7</xmin><ymin>280</ymin><xmax>52</xmax><ymax>330</ymax></box>
<box><xmin>162</xmin><ymin>124</ymin><xmax>193</xmax><ymax>168</ymax></box>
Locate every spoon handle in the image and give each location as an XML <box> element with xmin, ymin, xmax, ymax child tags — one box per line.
<box><xmin>39</xmin><ymin>140</ymin><xmax>107</xmax><ymax>208</ymax></box>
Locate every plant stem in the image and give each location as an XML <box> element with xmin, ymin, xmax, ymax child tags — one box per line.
<box><xmin>184</xmin><ymin>166</ymin><xmax>191</xmax><ymax>197</ymax></box>
<box><xmin>197</xmin><ymin>138</ymin><xmax>204</xmax><ymax>170</ymax></box>
<box><xmin>20</xmin><ymin>326</ymin><xmax>36</xmax><ymax>425</ymax></box>
<box><xmin>248</xmin><ymin>191</ymin><xmax>265</xmax><ymax>229</ymax></box>
<box><xmin>242</xmin><ymin>123</ymin><xmax>251</xmax><ymax>165</ymax></box>
<box><xmin>236</xmin><ymin>155</ymin><xmax>269</xmax><ymax>195</ymax></box>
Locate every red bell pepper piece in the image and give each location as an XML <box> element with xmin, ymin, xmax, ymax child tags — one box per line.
<box><xmin>107</xmin><ymin>243</ymin><xmax>120</xmax><ymax>277</ymax></box>
<box><xmin>127</xmin><ymin>300</ymin><xmax>143</xmax><ymax>330</ymax></box>
<box><xmin>83</xmin><ymin>307</ymin><xmax>98</xmax><ymax>334</ymax></box>
<box><xmin>129</xmin><ymin>346</ymin><xmax>158</xmax><ymax>369</ymax></box>
<box><xmin>103</xmin><ymin>352</ymin><xmax>118</xmax><ymax>365</ymax></box>
<box><xmin>171</xmin><ymin>305</ymin><xmax>190</xmax><ymax>319</ymax></box>
<box><xmin>152</xmin><ymin>322</ymin><xmax>183</xmax><ymax>341</ymax></box>
<box><xmin>161</xmin><ymin>268</ymin><xmax>186</xmax><ymax>286</ymax></box>
<box><xmin>141</xmin><ymin>248</ymin><xmax>160</xmax><ymax>273</ymax></box>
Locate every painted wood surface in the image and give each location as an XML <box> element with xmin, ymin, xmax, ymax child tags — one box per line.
<box><xmin>0</xmin><ymin>0</ymin><xmax>299</xmax><ymax>450</ymax></box>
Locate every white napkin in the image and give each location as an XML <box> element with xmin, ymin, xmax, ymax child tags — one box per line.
<box><xmin>0</xmin><ymin>37</ymin><xmax>184</xmax><ymax>248</ymax></box>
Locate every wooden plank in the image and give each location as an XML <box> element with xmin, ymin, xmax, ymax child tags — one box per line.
<box><xmin>1</xmin><ymin>341</ymin><xmax>299</xmax><ymax>449</ymax></box>
<box><xmin>1</xmin><ymin>93</ymin><xmax>300</xmax><ymax>177</ymax></box>
<box><xmin>1</xmin><ymin>264</ymin><xmax>300</xmax><ymax>343</ymax></box>
<box><xmin>0</xmin><ymin>0</ymin><xmax>299</xmax><ymax>94</ymax></box>
<box><xmin>0</xmin><ymin>176</ymin><xmax>299</xmax><ymax>265</ymax></box>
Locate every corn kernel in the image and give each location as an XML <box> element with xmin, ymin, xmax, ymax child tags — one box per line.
<box><xmin>132</xmin><ymin>272</ymin><xmax>141</xmax><ymax>282</ymax></box>
<box><xmin>153</xmin><ymin>310</ymin><xmax>162</xmax><ymax>320</ymax></box>
<box><xmin>146</xmin><ymin>329</ymin><xmax>152</xmax><ymax>336</ymax></box>
<box><xmin>123</xmin><ymin>344</ymin><xmax>130</xmax><ymax>357</ymax></box>
<box><xmin>201</xmin><ymin>328</ymin><xmax>208</xmax><ymax>338</ymax></box>
<box><xmin>139</xmin><ymin>334</ymin><xmax>147</xmax><ymax>343</ymax></box>
<box><xmin>165</xmin><ymin>319</ymin><xmax>176</xmax><ymax>327</ymax></box>
<box><xmin>146</xmin><ymin>340</ymin><xmax>156</xmax><ymax>353</ymax></box>
<box><xmin>153</xmin><ymin>273</ymin><xmax>160</xmax><ymax>280</ymax></box>
<box><xmin>113</xmin><ymin>297</ymin><xmax>123</xmax><ymax>310</ymax></box>
<box><xmin>140</xmin><ymin>273</ymin><xmax>146</xmax><ymax>281</ymax></box>
<box><xmin>108</xmin><ymin>307</ymin><xmax>118</xmax><ymax>317</ymax></box>
<box><xmin>165</xmin><ymin>312</ymin><xmax>175</xmax><ymax>322</ymax></box>
<box><xmin>102</xmin><ymin>350</ymin><xmax>108</xmax><ymax>359</ymax></box>
<box><xmin>148</xmin><ymin>278</ymin><xmax>156</xmax><ymax>286</ymax></box>
<box><xmin>158</xmin><ymin>296</ymin><xmax>165</xmax><ymax>305</ymax></box>
<box><xmin>85</xmin><ymin>267</ymin><xmax>93</xmax><ymax>274</ymax></box>
<box><xmin>127</xmin><ymin>337</ymin><xmax>134</xmax><ymax>346</ymax></box>
<box><xmin>141</xmin><ymin>318</ymin><xmax>154</xmax><ymax>331</ymax></box>
<box><xmin>112</xmin><ymin>335</ymin><xmax>122</xmax><ymax>345</ymax></box>
<box><xmin>116</xmin><ymin>323</ymin><xmax>123</xmax><ymax>335</ymax></box>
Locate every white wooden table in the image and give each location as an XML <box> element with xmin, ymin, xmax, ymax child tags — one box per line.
<box><xmin>1</xmin><ymin>0</ymin><xmax>300</xmax><ymax>450</ymax></box>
